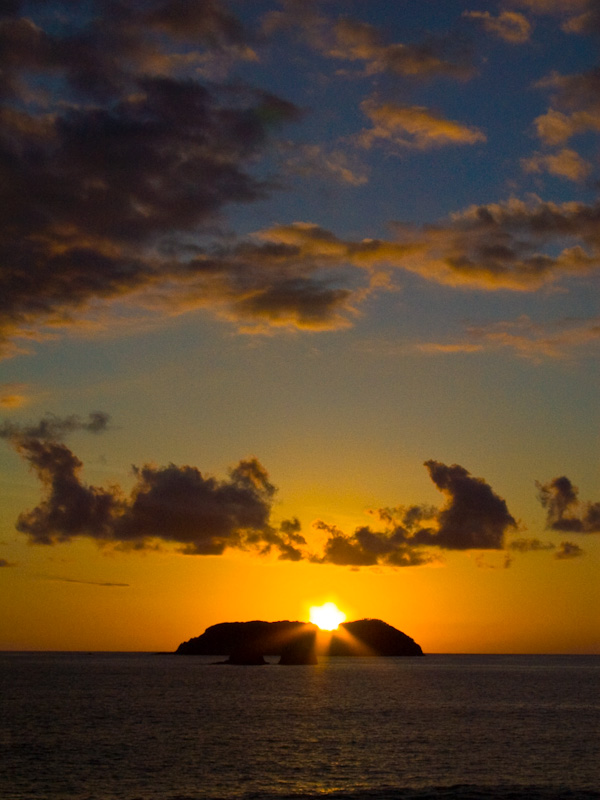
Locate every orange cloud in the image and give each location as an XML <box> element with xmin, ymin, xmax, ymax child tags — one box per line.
<box><xmin>522</xmin><ymin>148</ymin><xmax>592</xmax><ymax>181</ymax></box>
<box><xmin>463</xmin><ymin>11</ymin><xmax>532</xmax><ymax>43</ymax></box>
<box><xmin>359</xmin><ymin>102</ymin><xmax>486</xmax><ymax>150</ymax></box>
<box><xmin>265</xmin><ymin>9</ymin><xmax>474</xmax><ymax>80</ymax></box>
<box><xmin>0</xmin><ymin>384</ymin><xmax>29</xmax><ymax>409</ymax></box>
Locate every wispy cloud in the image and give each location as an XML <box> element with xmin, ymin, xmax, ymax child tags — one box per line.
<box><xmin>42</xmin><ymin>575</ymin><xmax>130</xmax><ymax>587</ymax></box>
<box><xmin>263</xmin><ymin>6</ymin><xmax>475</xmax><ymax>80</ymax></box>
<box><xmin>0</xmin><ymin>383</ymin><xmax>30</xmax><ymax>409</ymax></box>
<box><xmin>463</xmin><ymin>11</ymin><xmax>532</xmax><ymax>43</ymax></box>
<box><xmin>358</xmin><ymin>101</ymin><xmax>486</xmax><ymax>151</ymax></box>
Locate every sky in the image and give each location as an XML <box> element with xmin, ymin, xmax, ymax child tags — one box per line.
<box><xmin>1</xmin><ymin>0</ymin><xmax>599</xmax><ymax>654</ymax></box>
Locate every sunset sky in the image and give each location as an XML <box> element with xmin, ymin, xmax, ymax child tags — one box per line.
<box><xmin>1</xmin><ymin>0</ymin><xmax>599</xmax><ymax>654</ymax></box>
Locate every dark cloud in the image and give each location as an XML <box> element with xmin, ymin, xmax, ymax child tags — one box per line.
<box><xmin>314</xmin><ymin>461</ymin><xmax>517</xmax><ymax>566</ymax></box>
<box><xmin>0</xmin><ymin>412</ymin><xmax>110</xmax><ymax>441</ymax></box>
<box><xmin>555</xmin><ymin>541</ymin><xmax>585</xmax><ymax>559</ymax></box>
<box><xmin>4</xmin><ymin>417</ymin><xmax>304</xmax><ymax>559</ymax></box>
<box><xmin>418</xmin><ymin>460</ymin><xmax>517</xmax><ymax>549</ymax></box>
<box><xmin>14</xmin><ymin>438</ymin><xmax>120</xmax><ymax>545</ymax></box>
<box><xmin>0</xmin><ymin>558</ymin><xmax>16</xmax><ymax>567</ymax></box>
<box><xmin>1</xmin><ymin>414</ymin><xmax>573</xmax><ymax>569</ymax></box>
<box><xmin>0</xmin><ymin>1</ymin><xmax>301</xmax><ymax>354</ymax></box>
<box><xmin>508</xmin><ymin>537</ymin><xmax>555</xmax><ymax>552</ymax></box>
<box><xmin>537</xmin><ymin>476</ymin><xmax>600</xmax><ymax>532</ymax></box>
<box><xmin>404</xmin><ymin>198</ymin><xmax>600</xmax><ymax>290</ymax></box>
<box><xmin>312</xmin><ymin>519</ymin><xmax>431</xmax><ymax>567</ymax></box>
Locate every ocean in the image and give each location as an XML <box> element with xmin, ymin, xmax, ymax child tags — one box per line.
<box><xmin>1</xmin><ymin>652</ymin><xmax>598</xmax><ymax>800</ymax></box>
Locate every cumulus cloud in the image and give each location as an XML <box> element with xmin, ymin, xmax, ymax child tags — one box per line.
<box><xmin>537</xmin><ymin>476</ymin><xmax>600</xmax><ymax>532</ymax></box>
<box><xmin>3</xmin><ymin>413</ymin><xmax>306</xmax><ymax>559</ymax></box>
<box><xmin>0</xmin><ymin>0</ymin><xmax>302</xmax><ymax>356</ymax></box>
<box><xmin>313</xmin><ymin>461</ymin><xmax>517</xmax><ymax>567</ymax></box>
<box><xmin>359</xmin><ymin>102</ymin><xmax>486</xmax><ymax>150</ymax></box>
<box><xmin>6</xmin><ymin>414</ymin><xmax>582</xmax><ymax>569</ymax></box>
<box><xmin>463</xmin><ymin>11</ymin><xmax>532</xmax><ymax>43</ymax></box>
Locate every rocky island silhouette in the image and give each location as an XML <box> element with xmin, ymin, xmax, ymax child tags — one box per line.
<box><xmin>175</xmin><ymin>619</ymin><xmax>424</xmax><ymax>664</ymax></box>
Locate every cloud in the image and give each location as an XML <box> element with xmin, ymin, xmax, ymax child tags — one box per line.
<box><xmin>368</xmin><ymin>314</ymin><xmax>600</xmax><ymax>362</ymax></box>
<box><xmin>418</xmin><ymin>460</ymin><xmax>518</xmax><ymax>549</ymax></box>
<box><xmin>7</xmin><ymin>416</ymin><xmax>574</xmax><ymax>570</ymax></box>
<box><xmin>0</xmin><ymin>412</ymin><xmax>110</xmax><ymax>441</ymax></box>
<box><xmin>465</xmin><ymin>315</ymin><xmax>600</xmax><ymax>361</ymax></box>
<box><xmin>264</xmin><ymin>7</ymin><xmax>474</xmax><ymax>80</ymax></box>
<box><xmin>508</xmin><ymin>537</ymin><xmax>555</xmax><ymax>552</ymax></box>
<box><xmin>561</xmin><ymin>7</ymin><xmax>600</xmax><ymax>34</ymax></box>
<box><xmin>0</xmin><ymin>558</ymin><xmax>16</xmax><ymax>567</ymax></box>
<box><xmin>537</xmin><ymin>476</ymin><xmax>600</xmax><ymax>532</ymax></box>
<box><xmin>44</xmin><ymin>576</ymin><xmax>129</xmax><ymax>587</ymax></box>
<box><xmin>533</xmin><ymin>69</ymin><xmax>600</xmax><ymax>146</ymax></box>
<box><xmin>313</xmin><ymin>461</ymin><xmax>517</xmax><ymax>567</ymax></box>
<box><xmin>37</xmin><ymin>193</ymin><xmax>600</xmax><ymax>346</ymax></box>
<box><xmin>0</xmin><ymin>1</ymin><xmax>300</xmax><ymax>356</ymax></box>
<box><xmin>359</xmin><ymin>101</ymin><xmax>486</xmax><ymax>151</ymax></box>
<box><xmin>395</xmin><ymin>197</ymin><xmax>600</xmax><ymax>291</ymax></box>
<box><xmin>0</xmin><ymin>383</ymin><xmax>29</xmax><ymax>408</ymax></box>
<box><xmin>3</xmin><ymin>414</ymin><xmax>305</xmax><ymax>559</ymax></box>
<box><xmin>326</xmin><ymin>18</ymin><xmax>474</xmax><ymax>79</ymax></box>
<box><xmin>521</xmin><ymin>148</ymin><xmax>592</xmax><ymax>182</ymax></box>
<box><xmin>312</xmin><ymin>519</ymin><xmax>436</xmax><ymax>567</ymax></box>
<box><xmin>463</xmin><ymin>11</ymin><xmax>532</xmax><ymax>43</ymax></box>
<box><xmin>278</xmin><ymin>142</ymin><xmax>369</xmax><ymax>186</ymax></box>
<box><xmin>555</xmin><ymin>541</ymin><xmax>585</xmax><ymax>559</ymax></box>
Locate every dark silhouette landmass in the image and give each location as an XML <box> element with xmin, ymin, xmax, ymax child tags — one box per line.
<box><xmin>175</xmin><ymin>619</ymin><xmax>423</xmax><ymax>663</ymax></box>
<box><xmin>279</xmin><ymin>630</ymin><xmax>318</xmax><ymax>665</ymax></box>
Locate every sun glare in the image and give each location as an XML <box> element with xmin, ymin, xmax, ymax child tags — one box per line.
<box><xmin>309</xmin><ymin>602</ymin><xmax>346</xmax><ymax>631</ymax></box>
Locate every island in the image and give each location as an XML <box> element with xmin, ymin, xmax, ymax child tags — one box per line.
<box><xmin>175</xmin><ymin>619</ymin><xmax>424</xmax><ymax>663</ymax></box>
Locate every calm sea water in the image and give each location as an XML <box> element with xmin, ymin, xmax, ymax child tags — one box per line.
<box><xmin>1</xmin><ymin>653</ymin><xmax>599</xmax><ymax>800</ymax></box>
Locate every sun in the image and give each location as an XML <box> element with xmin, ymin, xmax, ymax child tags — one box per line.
<box><xmin>309</xmin><ymin>602</ymin><xmax>346</xmax><ymax>631</ymax></box>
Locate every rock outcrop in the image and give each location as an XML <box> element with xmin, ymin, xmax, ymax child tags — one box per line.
<box><xmin>278</xmin><ymin>630</ymin><xmax>318</xmax><ymax>665</ymax></box>
<box><xmin>176</xmin><ymin>619</ymin><xmax>423</xmax><ymax>660</ymax></box>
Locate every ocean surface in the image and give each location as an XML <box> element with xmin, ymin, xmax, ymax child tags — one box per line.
<box><xmin>1</xmin><ymin>652</ymin><xmax>598</xmax><ymax>800</ymax></box>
